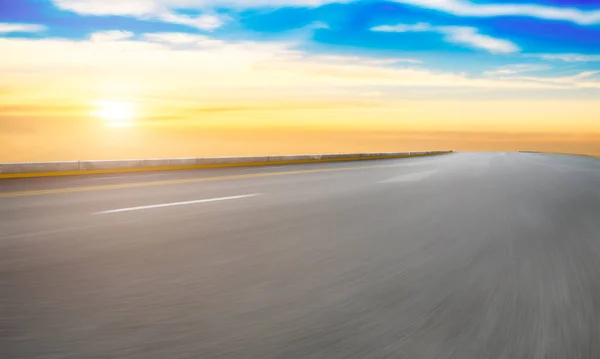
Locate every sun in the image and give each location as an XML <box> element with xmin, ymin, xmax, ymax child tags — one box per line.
<box><xmin>92</xmin><ymin>100</ymin><xmax>136</xmax><ymax>126</ymax></box>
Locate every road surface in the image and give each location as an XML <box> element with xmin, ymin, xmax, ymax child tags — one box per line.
<box><xmin>2</xmin><ymin>152</ymin><xmax>600</xmax><ymax>359</ymax></box>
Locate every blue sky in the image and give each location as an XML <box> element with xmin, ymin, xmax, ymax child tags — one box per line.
<box><xmin>2</xmin><ymin>0</ymin><xmax>600</xmax><ymax>72</ymax></box>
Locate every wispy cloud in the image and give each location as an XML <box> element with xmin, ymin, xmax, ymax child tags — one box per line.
<box><xmin>159</xmin><ymin>13</ymin><xmax>227</xmax><ymax>31</ymax></box>
<box><xmin>51</xmin><ymin>0</ymin><xmax>353</xmax><ymax>29</ymax></box>
<box><xmin>90</xmin><ymin>30</ymin><xmax>135</xmax><ymax>42</ymax></box>
<box><xmin>0</xmin><ymin>33</ymin><xmax>590</xmax><ymax>103</ymax></box>
<box><xmin>310</xmin><ymin>55</ymin><xmax>422</xmax><ymax>65</ymax></box>
<box><xmin>485</xmin><ymin>64</ymin><xmax>550</xmax><ymax>76</ymax></box>
<box><xmin>0</xmin><ymin>23</ymin><xmax>47</xmax><ymax>34</ymax></box>
<box><xmin>53</xmin><ymin>0</ymin><xmax>228</xmax><ymax>30</ymax></box>
<box><xmin>373</xmin><ymin>22</ymin><xmax>433</xmax><ymax>33</ymax></box>
<box><xmin>391</xmin><ymin>0</ymin><xmax>600</xmax><ymax>25</ymax></box>
<box><xmin>441</xmin><ymin>26</ymin><xmax>518</xmax><ymax>54</ymax></box>
<box><xmin>372</xmin><ymin>23</ymin><xmax>519</xmax><ymax>54</ymax></box>
<box><xmin>53</xmin><ymin>0</ymin><xmax>157</xmax><ymax>15</ymax></box>
<box><xmin>196</xmin><ymin>0</ymin><xmax>349</xmax><ymax>6</ymax></box>
<box><xmin>537</xmin><ymin>54</ymin><xmax>600</xmax><ymax>62</ymax></box>
<box><xmin>144</xmin><ymin>32</ymin><xmax>225</xmax><ymax>46</ymax></box>
<box><xmin>53</xmin><ymin>0</ymin><xmax>349</xmax><ymax>12</ymax></box>
<box><xmin>493</xmin><ymin>71</ymin><xmax>600</xmax><ymax>89</ymax></box>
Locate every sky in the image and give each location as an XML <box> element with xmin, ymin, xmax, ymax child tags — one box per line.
<box><xmin>1</xmin><ymin>0</ymin><xmax>600</xmax><ymax>161</ymax></box>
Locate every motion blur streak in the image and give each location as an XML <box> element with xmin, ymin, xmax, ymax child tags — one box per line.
<box><xmin>0</xmin><ymin>159</ymin><xmax>428</xmax><ymax>197</ymax></box>
<box><xmin>2</xmin><ymin>153</ymin><xmax>600</xmax><ymax>358</ymax></box>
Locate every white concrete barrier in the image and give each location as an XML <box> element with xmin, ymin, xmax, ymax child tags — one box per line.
<box><xmin>0</xmin><ymin>151</ymin><xmax>453</xmax><ymax>178</ymax></box>
<box><xmin>0</xmin><ymin>161</ymin><xmax>80</xmax><ymax>174</ymax></box>
<box><xmin>142</xmin><ymin>158</ymin><xmax>198</xmax><ymax>167</ymax></box>
<box><xmin>198</xmin><ymin>156</ymin><xmax>270</xmax><ymax>165</ymax></box>
<box><xmin>269</xmin><ymin>155</ymin><xmax>323</xmax><ymax>162</ymax></box>
<box><xmin>80</xmin><ymin>160</ymin><xmax>144</xmax><ymax>170</ymax></box>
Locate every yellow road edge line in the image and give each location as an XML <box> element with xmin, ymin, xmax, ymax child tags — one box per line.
<box><xmin>0</xmin><ymin>154</ymin><xmax>439</xmax><ymax>179</ymax></box>
<box><xmin>0</xmin><ymin>154</ymin><xmax>447</xmax><ymax>197</ymax></box>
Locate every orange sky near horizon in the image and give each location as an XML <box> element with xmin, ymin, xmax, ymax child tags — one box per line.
<box><xmin>2</xmin><ymin>105</ymin><xmax>599</xmax><ymax>162</ymax></box>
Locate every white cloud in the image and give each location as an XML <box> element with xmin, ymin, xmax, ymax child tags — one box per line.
<box><xmin>496</xmin><ymin>71</ymin><xmax>600</xmax><ymax>89</ymax></box>
<box><xmin>371</xmin><ymin>22</ymin><xmax>432</xmax><ymax>32</ymax></box>
<box><xmin>90</xmin><ymin>30</ymin><xmax>135</xmax><ymax>42</ymax></box>
<box><xmin>538</xmin><ymin>54</ymin><xmax>600</xmax><ymax>62</ymax></box>
<box><xmin>485</xmin><ymin>64</ymin><xmax>550</xmax><ymax>76</ymax></box>
<box><xmin>441</xmin><ymin>26</ymin><xmax>519</xmax><ymax>54</ymax></box>
<box><xmin>159</xmin><ymin>13</ymin><xmax>227</xmax><ymax>31</ymax></box>
<box><xmin>0</xmin><ymin>33</ymin><xmax>589</xmax><ymax>99</ymax></box>
<box><xmin>312</xmin><ymin>55</ymin><xmax>422</xmax><ymax>65</ymax></box>
<box><xmin>144</xmin><ymin>32</ymin><xmax>225</xmax><ymax>46</ymax></box>
<box><xmin>53</xmin><ymin>0</ymin><xmax>160</xmax><ymax>16</ymax></box>
<box><xmin>51</xmin><ymin>0</ymin><xmax>352</xmax><ymax>29</ymax></box>
<box><xmin>391</xmin><ymin>0</ymin><xmax>600</xmax><ymax>25</ymax></box>
<box><xmin>136</xmin><ymin>0</ymin><xmax>346</xmax><ymax>8</ymax></box>
<box><xmin>0</xmin><ymin>23</ymin><xmax>47</xmax><ymax>34</ymax></box>
<box><xmin>391</xmin><ymin>58</ymin><xmax>423</xmax><ymax>64</ymax></box>
<box><xmin>183</xmin><ymin>0</ymin><xmax>348</xmax><ymax>7</ymax></box>
<box><xmin>372</xmin><ymin>22</ymin><xmax>519</xmax><ymax>54</ymax></box>
<box><xmin>574</xmin><ymin>71</ymin><xmax>599</xmax><ymax>78</ymax></box>
<box><xmin>48</xmin><ymin>0</ymin><xmax>600</xmax><ymax>27</ymax></box>
<box><xmin>304</xmin><ymin>21</ymin><xmax>330</xmax><ymax>30</ymax></box>
<box><xmin>53</xmin><ymin>0</ymin><xmax>229</xmax><ymax>30</ymax></box>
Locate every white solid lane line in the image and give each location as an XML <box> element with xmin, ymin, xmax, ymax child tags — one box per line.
<box><xmin>94</xmin><ymin>194</ymin><xmax>261</xmax><ymax>215</ymax></box>
<box><xmin>378</xmin><ymin>170</ymin><xmax>438</xmax><ymax>184</ymax></box>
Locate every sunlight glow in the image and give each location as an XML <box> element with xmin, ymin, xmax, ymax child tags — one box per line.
<box><xmin>92</xmin><ymin>100</ymin><xmax>136</xmax><ymax>125</ymax></box>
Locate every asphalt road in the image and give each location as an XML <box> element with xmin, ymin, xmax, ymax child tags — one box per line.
<box><xmin>2</xmin><ymin>152</ymin><xmax>600</xmax><ymax>359</ymax></box>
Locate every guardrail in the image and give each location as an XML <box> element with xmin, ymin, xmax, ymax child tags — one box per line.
<box><xmin>0</xmin><ymin>151</ymin><xmax>453</xmax><ymax>179</ymax></box>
